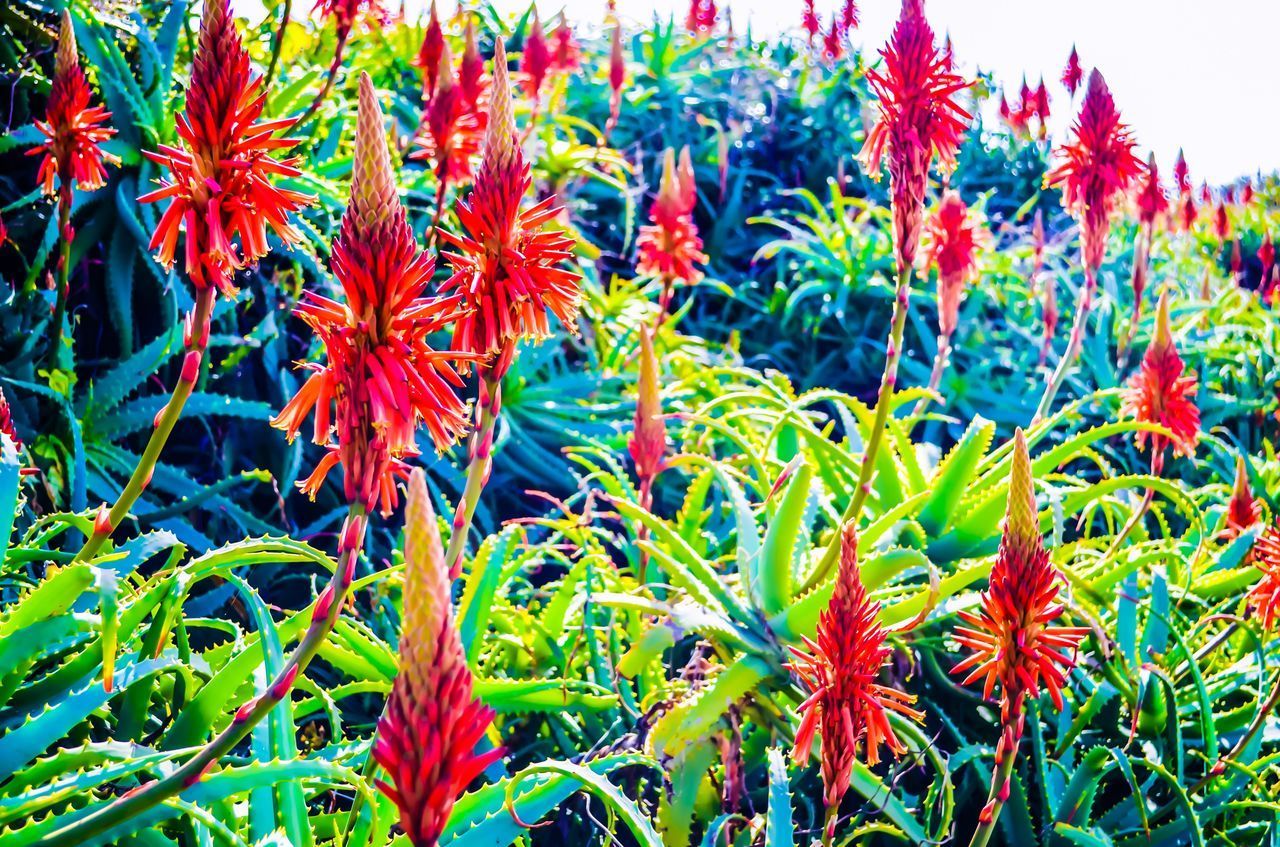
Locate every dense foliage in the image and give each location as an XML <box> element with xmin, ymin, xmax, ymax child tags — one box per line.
<box><xmin>2</xmin><ymin>1</ymin><xmax>1279</xmax><ymax>846</ymax></box>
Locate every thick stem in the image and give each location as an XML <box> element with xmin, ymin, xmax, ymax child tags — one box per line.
<box><xmin>43</xmin><ymin>503</ymin><xmax>369</xmax><ymax>847</ymax></box>
<box><xmin>911</xmin><ymin>330</ymin><xmax>953</xmax><ymax>419</ymax></box>
<box><xmin>50</xmin><ymin>185</ymin><xmax>74</xmax><ymax>368</ymax></box>
<box><xmin>968</xmin><ymin>703</ymin><xmax>1023</xmax><ymax>847</ymax></box>
<box><xmin>444</xmin><ymin>372</ymin><xmax>502</xmax><ymax>579</ymax></box>
<box><xmin>799</xmin><ymin>265</ymin><xmax>912</xmax><ymax>594</ymax></box>
<box><xmin>73</xmin><ymin>286</ymin><xmax>217</xmax><ymax>562</ymax></box>
<box><xmin>636</xmin><ymin>473</ymin><xmax>654</xmax><ymax>580</ymax></box>
<box><xmin>1034</xmin><ymin>265</ymin><xmax>1096</xmax><ymax>423</ymax></box>
<box><xmin>264</xmin><ymin>0</ymin><xmax>292</xmax><ymax>89</ymax></box>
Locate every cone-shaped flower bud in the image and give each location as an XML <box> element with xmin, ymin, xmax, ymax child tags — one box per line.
<box><xmin>1061</xmin><ymin>45</ymin><xmax>1082</xmax><ymax>96</ymax></box>
<box><xmin>0</xmin><ymin>386</ymin><xmax>22</xmax><ymax>452</ymax></box>
<box><xmin>1119</xmin><ymin>291</ymin><xmax>1200</xmax><ymax>474</ymax></box>
<box><xmin>607</xmin><ymin>23</ymin><xmax>626</xmax><ymax>132</ymax></box>
<box><xmin>272</xmin><ymin>74</ymin><xmax>473</xmax><ymax>516</ymax></box>
<box><xmin>636</xmin><ymin>147</ymin><xmax>707</xmax><ymax>285</ymax></box>
<box><xmin>551</xmin><ymin>15</ymin><xmax>581</xmax><ymax>73</ymax></box>
<box><xmin>139</xmin><ymin>0</ymin><xmax>312</xmax><ymax>297</ymax></box>
<box><xmin>840</xmin><ymin>0</ymin><xmax>860</xmax><ymax>31</ymax></box>
<box><xmin>859</xmin><ymin>0</ymin><xmax>971</xmax><ymax>272</ymax></box>
<box><xmin>374</xmin><ymin>469</ymin><xmax>503</xmax><ymax>847</ymax></box>
<box><xmin>802</xmin><ymin>0</ymin><xmax>820</xmax><ymax>44</ymax></box>
<box><xmin>1135</xmin><ymin>154</ymin><xmax>1168</xmax><ymax>227</ymax></box>
<box><xmin>439</xmin><ymin>42</ymin><xmax>582</xmax><ymax>379</ymax></box>
<box><xmin>458</xmin><ymin>17</ymin><xmax>488</xmax><ymax>112</ymax></box>
<box><xmin>414</xmin><ymin>0</ymin><xmax>445</xmax><ymax>94</ymax></box>
<box><xmin>1044</xmin><ymin>71</ymin><xmax>1143</xmax><ymax>276</ymax></box>
<box><xmin>1224</xmin><ymin>456</ymin><xmax>1262</xmax><ymax>541</ymax></box>
<box><xmin>31</xmin><ymin>11</ymin><xmax>119</xmax><ymax>195</ymax></box>
<box><xmin>789</xmin><ymin>523</ymin><xmax>924</xmax><ymax>842</ymax></box>
<box><xmin>628</xmin><ymin>327</ymin><xmax>666</xmax><ymax>482</ymax></box>
<box><xmin>520</xmin><ymin>9</ymin><xmax>552</xmax><ymax>100</ymax></box>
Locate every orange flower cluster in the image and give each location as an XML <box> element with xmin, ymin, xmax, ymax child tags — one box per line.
<box><xmin>953</xmin><ymin>430</ymin><xmax>1088</xmax><ymax>825</ymax></box>
<box><xmin>438</xmin><ymin>43</ymin><xmax>582</xmax><ymax>380</ymax></box>
<box><xmin>139</xmin><ymin>0</ymin><xmax>311</xmax><ymax>297</ymax></box>
<box><xmin>272</xmin><ymin>74</ymin><xmax>471</xmax><ymax>516</ymax></box>
<box><xmin>636</xmin><ymin>147</ymin><xmax>707</xmax><ymax>294</ymax></box>
<box><xmin>31</xmin><ymin>11</ymin><xmax>118</xmax><ymax>197</ymax></box>
<box><xmin>790</xmin><ymin>522</ymin><xmax>923</xmax><ymax>841</ymax></box>
<box><xmin>860</xmin><ymin>0</ymin><xmax>970</xmax><ymax>273</ymax></box>
<box><xmin>1119</xmin><ymin>292</ymin><xmax>1200</xmax><ymax>475</ymax></box>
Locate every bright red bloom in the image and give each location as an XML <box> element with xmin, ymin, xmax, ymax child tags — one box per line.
<box><xmin>1243</xmin><ymin>183</ymin><xmax>1255</xmax><ymax>207</ymax></box>
<box><xmin>952</xmin><ymin>429</ymin><xmax>1087</xmax><ymax>823</ymax></box>
<box><xmin>412</xmin><ymin>47</ymin><xmax>485</xmax><ymax>192</ymax></box>
<box><xmin>1120</xmin><ymin>292</ymin><xmax>1200</xmax><ymax>474</ymax></box>
<box><xmin>1044</xmin><ymin>70</ymin><xmax>1143</xmax><ymax>275</ymax></box>
<box><xmin>636</xmin><ymin>147</ymin><xmax>707</xmax><ymax>286</ymax></box>
<box><xmin>1247</xmin><ymin>523</ymin><xmax>1280</xmax><ymax>632</ymax></box>
<box><xmin>31</xmin><ymin>11</ymin><xmax>119</xmax><ymax>195</ymax></box>
<box><xmin>551</xmin><ymin>16</ymin><xmax>581</xmax><ymax>73</ymax></box>
<box><xmin>1224</xmin><ymin>456</ymin><xmax>1261</xmax><ymax>541</ymax></box>
<box><xmin>272</xmin><ymin>74</ymin><xmax>472</xmax><ymax>516</ymax></box>
<box><xmin>1062</xmin><ymin>45</ymin><xmax>1082</xmax><ymax>96</ymax></box>
<box><xmin>697</xmin><ymin>0</ymin><xmax>718</xmax><ymax>34</ymax></box>
<box><xmin>139</xmin><ymin>0</ymin><xmax>311</xmax><ymax>297</ymax></box>
<box><xmin>1134</xmin><ymin>154</ymin><xmax>1168</xmax><ymax>227</ymax></box>
<box><xmin>921</xmin><ymin>190</ymin><xmax>985</xmax><ymax>338</ymax></box>
<box><xmin>607</xmin><ymin>23</ymin><xmax>626</xmax><ymax>134</ymax></box>
<box><xmin>821</xmin><ymin>18</ymin><xmax>844</xmax><ymax>63</ymax></box>
<box><xmin>1214</xmin><ymin>201</ymin><xmax>1231</xmax><ymax>243</ymax></box>
<box><xmin>802</xmin><ymin>0</ymin><xmax>820</xmax><ymax>44</ymax></box>
<box><xmin>439</xmin><ymin>42</ymin><xmax>582</xmax><ymax>379</ymax></box>
<box><xmin>1173</xmin><ymin>149</ymin><xmax>1190</xmax><ymax>195</ymax></box>
<box><xmin>860</xmin><ymin>0</ymin><xmax>971</xmax><ymax>272</ymax></box>
<box><xmin>790</xmin><ymin>522</ymin><xmax>923</xmax><ymax>841</ymax></box>
<box><xmin>1032</xmin><ymin>80</ymin><xmax>1050</xmax><ymax>137</ymax></box>
<box><xmin>840</xmin><ymin>0</ymin><xmax>859</xmax><ymax>32</ymax></box>
<box><xmin>1258</xmin><ymin>235</ymin><xmax>1275</xmax><ymax>283</ymax></box>
<box><xmin>1200</xmin><ymin>182</ymin><xmax>1212</xmax><ymax>205</ymax></box>
<box><xmin>374</xmin><ymin>469</ymin><xmax>503</xmax><ymax>847</ymax></box>
<box><xmin>628</xmin><ymin>327</ymin><xmax>666</xmax><ymax>483</ymax></box>
<box><xmin>458</xmin><ymin>17</ymin><xmax>488</xmax><ymax>112</ymax></box>
<box><xmin>1178</xmin><ymin>191</ymin><xmax>1198</xmax><ymax>233</ymax></box>
<box><xmin>520</xmin><ymin>9</ymin><xmax>552</xmax><ymax>100</ymax></box>
<box><xmin>414</xmin><ymin>1</ymin><xmax>445</xmax><ymax>95</ymax></box>
<box><xmin>0</xmin><ymin>386</ymin><xmax>22</xmax><ymax>452</ymax></box>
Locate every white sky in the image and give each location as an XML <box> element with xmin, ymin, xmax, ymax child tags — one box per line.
<box><xmin>247</xmin><ymin>0</ymin><xmax>1280</xmax><ymax>183</ymax></box>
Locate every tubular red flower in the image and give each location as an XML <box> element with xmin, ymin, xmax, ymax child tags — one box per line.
<box><xmin>414</xmin><ymin>1</ymin><xmax>445</xmax><ymax>95</ymax></box>
<box><xmin>921</xmin><ymin>189</ymin><xmax>985</xmax><ymax>338</ymax></box>
<box><xmin>636</xmin><ymin>147</ymin><xmax>707</xmax><ymax>286</ymax></box>
<box><xmin>1044</xmin><ymin>70</ymin><xmax>1143</xmax><ymax>275</ymax></box>
<box><xmin>952</xmin><ymin>429</ymin><xmax>1087</xmax><ymax>824</ymax></box>
<box><xmin>1173</xmin><ymin>150</ymin><xmax>1190</xmax><ymax>195</ymax></box>
<box><xmin>1247</xmin><ymin>523</ymin><xmax>1280</xmax><ymax>632</ymax></box>
<box><xmin>1062</xmin><ymin>45</ymin><xmax>1082</xmax><ymax>97</ymax></box>
<box><xmin>272</xmin><ymin>74</ymin><xmax>472</xmax><ymax>516</ymax></box>
<box><xmin>520</xmin><ymin>9</ymin><xmax>552</xmax><ymax>101</ymax></box>
<box><xmin>1134</xmin><ymin>154</ymin><xmax>1168</xmax><ymax>227</ymax></box>
<box><xmin>802</xmin><ymin>0</ymin><xmax>820</xmax><ymax>44</ymax></box>
<box><xmin>412</xmin><ymin>46</ymin><xmax>486</xmax><ymax>192</ymax></box>
<box><xmin>374</xmin><ymin>470</ymin><xmax>503</xmax><ymax>847</ymax></box>
<box><xmin>138</xmin><ymin>0</ymin><xmax>312</xmax><ymax>297</ymax></box>
<box><xmin>628</xmin><ymin>327</ymin><xmax>666</xmax><ymax>483</ymax></box>
<box><xmin>31</xmin><ymin>11</ymin><xmax>119</xmax><ymax>196</ymax></box>
<box><xmin>859</xmin><ymin>0</ymin><xmax>971</xmax><ymax>272</ymax></box>
<box><xmin>1224</xmin><ymin>456</ymin><xmax>1261</xmax><ymax>541</ymax></box>
<box><xmin>789</xmin><ymin>523</ymin><xmax>923</xmax><ymax>840</ymax></box>
<box><xmin>551</xmin><ymin>16</ymin><xmax>581</xmax><ymax>74</ymax></box>
<box><xmin>821</xmin><ymin>18</ymin><xmax>844</xmax><ymax>64</ymax></box>
<box><xmin>1119</xmin><ymin>292</ymin><xmax>1200</xmax><ymax>474</ymax></box>
<box><xmin>439</xmin><ymin>42</ymin><xmax>582</xmax><ymax>379</ymax></box>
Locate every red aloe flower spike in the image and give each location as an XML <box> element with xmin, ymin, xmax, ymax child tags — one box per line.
<box><xmin>1213</xmin><ymin>200</ymin><xmax>1231</xmax><ymax>245</ymax></box>
<box><xmin>1199</xmin><ymin>182</ymin><xmax>1212</xmax><ymax>205</ymax></box>
<box><xmin>637</xmin><ymin>147</ymin><xmax>708</xmax><ymax>324</ymax></box>
<box><xmin>413</xmin><ymin>44</ymin><xmax>485</xmax><ymax>209</ymax></box>
<box><xmin>374</xmin><ymin>470</ymin><xmax>503</xmax><ymax>847</ymax></box>
<box><xmin>859</xmin><ymin>0</ymin><xmax>972</xmax><ymax>273</ymax></box>
<box><xmin>840</xmin><ymin>0</ymin><xmax>860</xmax><ymax>32</ymax></box>
<box><xmin>458</xmin><ymin>17</ymin><xmax>487</xmax><ymax>113</ymax></box>
<box><xmin>551</xmin><ymin>14</ymin><xmax>581</xmax><ymax>74</ymax></box>
<box><xmin>914</xmin><ymin>190</ymin><xmax>986</xmax><ymax>415</ymax></box>
<box><xmin>1242</xmin><ymin>182</ymin><xmax>1254</xmax><ymax>207</ymax></box>
<box><xmin>272</xmin><ymin>73</ymin><xmax>473</xmax><ymax>517</ymax></box>
<box><xmin>789</xmin><ymin>522</ymin><xmax>924</xmax><ymax>846</ymax></box>
<box><xmin>32</xmin><ymin>10</ymin><xmax>119</xmax><ymax>197</ymax></box>
<box><xmin>414</xmin><ymin>0</ymin><xmax>445</xmax><ymax>95</ymax></box>
<box><xmin>1125</xmin><ymin>153</ymin><xmax>1167</xmax><ymax>349</ymax></box>
<box><xmin>0</xmin><ymin>386</ymin><xmax>23</xmax><ymax>453</ymax></box>
<box><xmin>1033</xmin><ymin>80</ymin><xmax>1050</xmax><ymax>139</ymax></box>
<box><xmin>1258</xmin><ymin>235</ymin><xmax>1275</xmax><ymax>287</ymax></box>
<box><xmin>1031</xmin><ymin>208</ymin><xmax>1045</xmax><ymax>283</ymax></box>
<box><xmin>1119</xmin><ymin>291</ymin><xmax>1200</xmax><ymax>477</ymax></box>
<box><xmin>76</xmin><ymin>0</ymin><xmax>313</xmax><ymax>564</ymax></box>
<box><xmin>139</xmin><ymin>0</ymin><xmax>312</xmax><ymax>298</ymax></box>
<box><xmin>32</xmin><ymin>10</ymin><xmax>120</xmax><ymax>362</ymax></box>
<box><xmin>821</xmin><ymin>17</ymin><xmax>843</xmax><ymax>64</ymax></box>
<box><xmin>439</xmin><ymin>39</ymin><xmax>582</xmax><ymax>378</ymax></box>
<box><xmin>629</xmin><ymin>326</ymin><xmax>666</xmax><ymax>486</ymax></box>
<box><xmin>802</xmin><ymin>0</ymin><xmax>820</xmax><ymax>45</ymax></box>
<box><xmin>1039</xmin><ymin>274</ymin><xmax>1058</xmax><ymax>366</ymax></box>
<box><xmin>1223</xmin><ymin>456</ymin><xmax>1261</xmax><ymax>542</ymax></box>
<box><xmin>1178</xmin><ymin>191</ymin><xmax>1198</xmax><ymax>233</ymax></box>
<box><xmin>520</xmin><ymin>8</ymin><xmax>552</xmax><ymax>101</ymax></box>
<box><xmin>606</xmin><ymin>23</ymin><xmax>626</xmax><ymax>137</ymax></box>
<box><xmin>952</xmin><ymin>429</ymin><xmax>1088</xmax><ymax>846</ymax></box>
<box><xmin>1173</xmin><ymin>149</ymin><xmax>1190</xmax><ymax>194</ymax></box>
<box><xmin>1062</xmin><ymin>45</ymin><xmax>1082</xmax><ymax>97</ymax></box>
<box><xmin>1036</xmin><ymin>70</ymin><xmax>1143</xmax><ymax>420</ymax></box>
